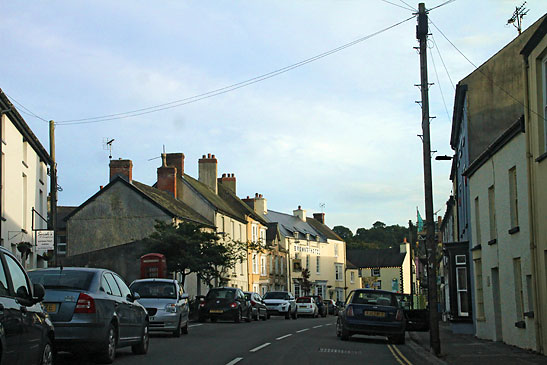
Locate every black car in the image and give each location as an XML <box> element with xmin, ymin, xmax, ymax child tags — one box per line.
<box><xmin>310</xmin><ymin>295</ymin><xmax>327</xmax><ymax>317</ymax></box>
<box><xmin>198</xmin><ymin>287</ymin><xmax>252</xmax><ymax>323</ymax></box>
<box><xmin>244</xmin><ymin>291</ymin><xmax>268</xmax><ymax>321</ymax></box>
<box><xmin>336</xmin><ymin>289</ymin><xmax>405</xmax><ymax>344</ymax></box>
<box><xmin>0</xmin><ymin>246</ymin><xmax>54</xmax><ymax>365</ymax></box>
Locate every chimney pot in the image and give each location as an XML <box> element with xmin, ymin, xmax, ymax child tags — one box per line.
<box><xmin>212</xmin><ymin>154</ymin><xmax>215</xmax><ymax>158</ymax></box>
<box><xmin>247</xmin><ymin>196</ymin><xmax>250</xmax><ymax>199</ymax></box>
<box><xmin>109</xmin><ymin>159</ymin><xmax>133</xmax><ymax>183</ymax></box>
<box><xmin>202</xmin><ymin>155</ymin><xmax>206</xmax><ymax>158</ymax></box>
<box><xmin>100</xmin><ymin>185</ymin><xmax>103</xmax><ymax>190</ymax></box>
<box><xmin>298</xmin><ymin>205</ymin><xmax>301</xmax><ymax>209</ymax></box>
<box><xmin>207</xmin><ymin>153</ymin><xmax>211</xmax><ymax>158</ymax></box>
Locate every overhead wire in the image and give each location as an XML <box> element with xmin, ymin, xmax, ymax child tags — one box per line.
<box><xmin>429</xmin><ymin>44</ymin><xmax>452</xmax><ymax>124</ymax></box>
<box><xmin>398</xmin><ymin>0</ymin><xmax>417</xmax><ymax>11</ymax></box>
<box><xmin>431</xmin><ymin>33</ymin><xmax>455</xmax><ymax>91</ymax></box>
<box><xmin>428</xmin><ymin>0</ymin><xmax>456</xmax><ymax>12</ymax></box>
<box><xmin>4</xmin><ymin>93</ymin><xmax>48</xmax><ymax>122</ymax></box>
<box><xmin>379</xmin><ymin>0</ymin><xmax>415</xmax><ymax>11</ymax></box>
<box><xmin>57</xmin><ymin>14</ymin><xmax>416</xmax><ymax>126</ymax></box>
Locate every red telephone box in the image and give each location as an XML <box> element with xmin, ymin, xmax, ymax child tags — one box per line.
<box><xmin>140</xmin><ymin>253</ymin><xmax>167</xmax><ymax>279</ymax></box>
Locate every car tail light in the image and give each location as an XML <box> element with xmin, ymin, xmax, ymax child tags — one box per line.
<box><xmin>251</xmin><ymin>300</ymin><xmax>256</xmax><ymax>306</ymax></box>
<box><xmin>346</xmin><ymin>305</ymin><xmax>354</xmax><ymax>317</ymax></box>
<box><xmin>396</xmin><ymin>309</ymin><xmax>403</xmax><ymax>321</ymax></box>
<box><xmin>230</xmin><ymin>302</ymin><xmax>238</xmax><ymax>308</ymax></box>
<box><xmin>74</xmin><ymin>293</ymin><xmax>96</xmax><ymax>314</ymax></box>
<box><xmin>199</xmin><ymin>303</ymin><xmax>206</xmax><ymax>307</ymax></box>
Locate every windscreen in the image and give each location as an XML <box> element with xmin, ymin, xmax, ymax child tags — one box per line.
<box><xmin>351</xmin><ymin>291</ymin><xmax>396</xmax><ymax>306</ymax></box>
<box><xmin>263</xmin><ymin>292</ymin><xmax>289</xmax><ymax>300</ymax></box>
<box><xmin>28</xmin><ymin>270</ymin><xmax>95</xmax><ymax>291</ymax></box>
<box><xmin>296</xmin><ymin>297</ymin><xmax>311</xmax><ymax>303</ymax></box>
<box><xmin>206</xmin><ymin>289</ymin><xmax>236</xmax><ymax>300</ymax></box>
<box><xmin>130</xmin><ymin>281</ymin><xmax>177</xmax><ymax>299</ymax></box>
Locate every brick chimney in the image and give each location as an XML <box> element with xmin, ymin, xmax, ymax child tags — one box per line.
<box><xmin>313</xmin><ymin>213</ymin><xmax>325</xmax><ymax>224</ymax></box>
<box><xmin>243</xmin><ymin>193</ymin><xmax>267</xmax><ymax>215</ymax></box>
<box><xmin>157</xmin><ymin>153</ymin><xmax>177</xmax><ymax>197</ymax></box>
<box><xmin>218</xmin><ymin>173</ymin><xmax>236</xmax><ymax>194</ymax></box>
<box><xmin>109</xmin><ymin>158</ymin><xmax>133</xmax><ymax>182</ymax></box>
<box><xmin>166</xmin><ymin>153</ymin><xmax>185</xmax><ymax>178</ymax></box>
<box><xmin>293</xmin><ymin>205</ymin><xmax>306</xmax><ymax>222</ymax></box>
<box><xmin>198</xmin><ymin>153</ymin><xmax>218</xmax><ymax>194</ymax></box>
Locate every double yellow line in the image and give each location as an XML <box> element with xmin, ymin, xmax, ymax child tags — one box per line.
<box><xmin>387</xmin><ymin>344</ymin><xmax>413</xmax><ymax>365</ymax></box>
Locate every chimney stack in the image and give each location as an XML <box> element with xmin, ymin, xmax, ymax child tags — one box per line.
<box><xmin>293</xmin><ymin>205</ymin><xmax>306</xmax><ymax>222</ymax></box>
<box><xmin>242</xmin><ymin>193</ymin><xmax>267</xmax><ymax>215</ymax></box>
<box><xmin>198</xmin><ymin>153</ymin><xmax>218</xmax><ymax>194</ymax></box>
<box><xmin>157</xmin><ymin>153</ymin><xmax>177</xmax><ymax>197</ymax></box>
<box><xmin>313</xmin><ymin>213</ymin><xmax>325</xmax><ymax>224</ymax></box>
<box><xmin>109</xmin><ymin>158</ymin><xmax>133</xmax><ymax>182</ymax></box>
<box><xmin>218</xmin><ymin>173</ymin><xmax>236</xmax><ymax>194</ymax></box>
<box><xmin>166</xmin><ymin>153</ymin><xmax>185</xmax><ymax>178</ymax></box>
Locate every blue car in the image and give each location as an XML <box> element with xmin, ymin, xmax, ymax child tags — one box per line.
<box><xmin>336</xmin><ymin>289</ymin><xmax>405</xmax><ymax>344</ymax></box>
<box><xmin>28</xmin><ymin>267</ymin><xmax>149</xmax><ymax>364</ymax></box>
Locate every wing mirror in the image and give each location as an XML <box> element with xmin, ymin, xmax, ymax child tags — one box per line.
<box><xmin>181</xmin><ymin>293</ymin><xmax>189</xmax><ymax>300</ymax></box>
<box><xmin>32</xmin><ymin>283</ymin><xmax>45</xmax><ymax>303</ymax></box>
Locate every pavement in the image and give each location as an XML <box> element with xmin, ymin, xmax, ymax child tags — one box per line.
<box><xmin>407</xmin><ymin>321</ymin><xmax>547</xmax><ymax>364</ymax></box>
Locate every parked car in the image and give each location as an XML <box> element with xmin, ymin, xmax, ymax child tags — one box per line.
<box><xmin>296</xmin><ymin>297</ymin><xmax>318</xmax><ymax>317</ymax></box>
<box><xmin>0</xmin><ymin>246</ymin><xmax>54</xmax><ymax>365</ymax></box>
<box><xmin>310</xmin><ymin>295</ymin><xmax>327</xmax><ymax>317</ymax></box>
<box><xmin>336</xmin><ymin>289</ymin><xmax>405</xmax><ymax>344</ymax></box>
<box><xmin>263</xmin><ymin>291</ymin><xmax>297</xmax><ymax>320</ymax></box>
<box><xmin>198</xmin><ymin>287</ymin><xmax>252</xmax><ymax>323</ymax></box>
<box><xmin>324</xmin><ymin>299</ymin><xmax>337</xmax><ymax>315</ymax></box>
<box><xmin>130</xmin><ymin>278</ymin><xmax>189</xmax><ymax>336</ymax></box>
<box><xmin>244</xmin><ymin>291</ymin><xmax>268</xmax><ymax>321</ymax></box>
<box><xmin>28</xmin><ymin>267</ymin><xmax>149</xmax><ymax>364</ymax></box>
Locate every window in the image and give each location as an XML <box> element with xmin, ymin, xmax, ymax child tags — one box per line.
<box><xmin>542</xmin><ymin>56</ymin><xmax>547</xmax><ymax>152</ymax></box>
<box><xmin>350</xmin><ymin>271</ymin><xmax>355</xmax><ymax>283</ymax></box>
<box><xmin>488</xmin><ymin>185</ymin><xmax>497</xmax><ymax>241</ymax></box>
<box><xmin>316</xmin><ymin>284</ymin><xmax>325</xmax><ymax>298</ymax></box>
<box><xmin>280</xmin><ymin>257</ymin><xmax>284</xmax><ymax>275</ymax></box>
<box><xmin>474</xmin><ymin>197</ymin><xmax>481</xmax><ymax>245</ymax></box>
<box><xmin>0</xmin><ymin>258</ymin><xmax>9</xmax><ymax>296</ymax></box>
<box><xmin>1</xmin><ymin>152</ymin><xmax>4</xmax><ymax>218</ymax></box>
<box><xmin>239</xmin><ymin>224</ymin><xmax>243</xmax><ymax>241</ymax></box>
<box><xmin>526</xmin><ymin>275</ymin><xmax>534</xmax><ymax>313</ymax></box>
<box><xmin>221</xmin><ymin>217</ymin><xmax>225</xmax><ymax>233</ymax></box>
<box><xmin>371</xmin><ymin>268</ymin><xmax>381</xmax><ymax>277</ymax></box>
<box><xmin>508</xmin><ymin>167</ymin><xmax>519</xmax><ymax>228</ymax></box>
<box><xmin>294</xmin><ymin>284</ymin><xmax>301</xmax><ymax>298</ymax></box>
<box><xmin>5</xmin><ymin>254</ymin><xmax>30</xmax><ymax>297</ymax></box>
<box><xmin>57</xmin><ymin>235</ymin><xmax>67</xmax><ymax>255</ymax></box>
<box><xmin>513</xmin><ymin>258</ymin><xmax>524</xmax><ymax>320</ymax></box>
<box><xmin>260</xmin><ymin>256</ymin><xmax>266</xmax><ymax>276</ymax></box>
<box><xmin>22</xmin><ymin>140</ymin><xmax>28</xmax><ymax>166</ymax></box>
<box><xmin>252</xmin><ymin>254</ymin><xmax>258</xmax><ymax>274</ymax></box>
<box><xmin>22</xmin><ymin>173</ymin><xmax>27</xmax><ymax>230</ymax></box>
<box><xmin>474</xmin><ymin>259</ymin><xmax>485</xmax><ymax>319</ymax></box>
<box><xmin>113</xmin><ymin>274</ymin><xmax>132</xmax><ymax>299</ymax></box>
<box><xmin>335</xmin><ymin>264</ymin><xmax>343</xmax><ymax>281</ymax></box>
<box><xmin>269</xmin><ymin>255</ymin><xmax>273</xmax><ymax>275</ymax></box>
<box><xmin>104</xmin><ymin>273</ymin><xmax>121</xmax><ymax>296</ymax></box>
<box><xmin>231</xmin><ymin>220</ymin><xmax>235</xmax><ymax>239</ymax></box>
<box><xmin>275</xmin><ymin>256</ymin><xmax>279</xmax><ymax>274</ymax></box>
<box><xmin>456</xmin><ymin>256</ymin><xmax>469</xmax><ymax>316</ymax></box>
<box><xmin>252</xmin><ymin>225</ymin><xmax>258</xmax><ymax>243</ymax></box>
<box><xmin>316</xmin><ymin>256</ymin><xmax>320</xmax><ymax>274</ymax></box>
<box><xmin>334</xmin><ymin>243</ymin><xmax>338</xmax><ymax>257</ymax></box>
<box><xmin>101</xmin><ymin>275</ymin><xmax>112</xmax><ymax>294</ymax></box>
<box><xmin>260</xmin><ymin>229</ymin><xmax>266</xmax><ymax>245</ymax></box>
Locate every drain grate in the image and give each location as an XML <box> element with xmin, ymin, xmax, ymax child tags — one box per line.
<box><xmin>319</xmin><ymin>348</ymin><xmax>362</xmax><ymax>355</ymax></box>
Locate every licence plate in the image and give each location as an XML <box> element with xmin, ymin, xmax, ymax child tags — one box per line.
<box><xmin>43</xmin><ymin>303</ymin><xmax>58</xmax><ymax>313</ymax></box>
<box><xmin>210</xmin><ymin>309</ymin><xmax>223</xmax><ymax>314</ymax></box>
<box><xmin>298</xmin><ymin>305</ymin><xmax>307</xmax><ymax>308</ymax></box>
<box><xmin>364</xmin><ymin>310</ymin><xmax>386</xmax><ymax>318</ymax></box>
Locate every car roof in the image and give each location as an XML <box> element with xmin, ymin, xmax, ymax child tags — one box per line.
<box><xmin>29</xmin><ymin>267</ymin><xmax>106</xmax><ymax>273</ymax></box>
<box><xmin>353</xmin><ymin>288</ymin><xmax>396</xmax><ymax>296</ymax></box>
<box><xmin>130</xmin><ymin>278</ymin><xmax>177</xmax><ymax>284</ymax></box>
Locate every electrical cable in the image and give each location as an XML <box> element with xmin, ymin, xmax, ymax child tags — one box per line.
<box><xmin>431</xmin><ymin>33</ymin><xmax>455</xmax><ymax>90</ymax></box>
<box><xmin>429</xmin><ymin>45</ymin><xmax>452</xmax><ymax>124</ymax></box>
<box><xmin>4</xmin><ymin>93</ymin><xmax>48</xmax><ymax>122</ymax></box>
<box><xmin>56</xmin><ymin>15</ymin><xmax>416</xmax><ymax>125</ymax></box>
<box><xmin>428</xmin><ymin>0</ymin><xmax>456</xmax><ymax>12</ymax></box>
<box><xmin>398</xmin><ymin>0</ymin><xmax>417</xmax><ymax>11</ymax></box>
<box><xmin>379</xmin><ymin>0</ymin><xmax>415</xmax><ymax>11</ymax></box>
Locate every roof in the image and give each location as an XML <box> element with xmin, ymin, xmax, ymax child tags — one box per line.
<box><xmin>217</xmin><ymin>183</ymin><xmax>267</xmax><ymax>225</ymax></box>
<box><xmin>0</xmin><ymin>89</ymin><xmax>52</xmax><ymax>165</ymax></box>
<box><xmin>65</xmin><ymin>176</ymin><xmax>213</xmax><ymax>227</ymax></box>
<box><xmin>346</xmin><ymin>247</ymin><xmax>406</xmax><ymax>268</ymax></box>
<box><xmin>261</xmin><ymin>210</ymin><xmax>325</xmax><ymax>243</ymax></box>
<box><xmin>181</xmin><ymin>174</ymin><xmax>246</xmax><ymax>223</ymax></box>
<box><xmin>521</xmin><ymin>15</ymin><xmax>547</xmax><ymax>57</ymax></box>
<box><xmin>306</xmin><ymin>217</ymin><xmax>343</xmax><ymax>241</ymax></box>
<box><xmin>56</xmin><ymin>206</ymin><xmax>77</xmax><ymax>230</ymax></box>
<box><xmin>265</xmin><ymin>222</ymin><xmax>280</xmax><ymax>242</ymax></box>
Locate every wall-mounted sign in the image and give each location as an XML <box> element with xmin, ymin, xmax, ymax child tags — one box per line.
<box><xmin>36</xmin><ymin>231</ymin><xmax>54</xmax><ymax>250</ymax></box>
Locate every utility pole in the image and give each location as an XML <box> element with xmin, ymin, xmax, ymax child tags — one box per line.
<box><xmin>49</xmin><ymin>120</ymin><xmax>57</xmax><ymax>265</ymax></box>
<box><xmin>416</xmin><ymin>2</ymin><xmax>440</xmax><ymax>356</ymax></box>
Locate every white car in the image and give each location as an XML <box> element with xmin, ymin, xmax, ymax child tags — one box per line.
<box><xmin>263</xmin><ymin>291</ymin><xmax>298</xmax><ymax>320</ymax></box>
<box><xmin>296</xmin><ymin>297</ymin><xmax>318</xmax><ymax>317</ymax></box>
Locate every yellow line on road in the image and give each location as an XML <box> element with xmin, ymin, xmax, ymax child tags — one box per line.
<box><xmin>392</xmin><ymin>344</ymin><xmax>412</xmax><ymax>365</ymax></box>
<box><xmin>387</xmin><ymin>344</ymin><xmax>407</xmax><ymax>365</ymax></box>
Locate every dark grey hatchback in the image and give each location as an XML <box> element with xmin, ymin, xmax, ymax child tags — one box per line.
<box><xmin>28</xmin><ymin>267</ymin><xmax>149</xmax><ymax>364</ymax></box>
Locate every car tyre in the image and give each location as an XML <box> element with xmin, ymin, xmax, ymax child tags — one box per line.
<box><xmin>172</xmin><ymin>317</ymin><xmax>182</xmax><ymax>337</ymax></box>
<box><xmin>182</xmin><ymin>320</ymin><xmax>189</xmax><ymax>335</ymax></box>
<box><xmin>132</xmin><ymin>323</ymin><xmax>149</xmax><ymax>355</ymax></box>
<box><xmin>234</xmin><ymin>309</ymin><xmax>242</xmax><ymax>323</ymax></box>
<box><xmin>96</xmin><ymin>323</ymin><xmax>117</xmax><ymax>364</ymax></box>
<box><xmin>245</xmin><ymin>309</ymin><xmax>252</xmax><ymax>322</ymax></box>
<box><xmin>261</xmin><ymin>309</ymin><xmax>267</xmax><ymax>321</ymax></box>
<box><xmin>39</xmin><ymin>337</ymin><xmax>54</xmax><ymax>365</ymax></box>
<box><xmin>340</xmin><ymin>326</ymin><xmax>350</xmax><ymax>341</ymax></box>
<box><xmin>292</xmin><ymin>310</ymin><xmax>298</xmax><ymax>320</ymax></box>
<box><xmin>267</xmin><ymin>312</ymin><xmax>271</xmax><ymax>319</ymax></box>
<box><xmin>285</xmin><ymin>311</ymin><xmax>290</xmax><ymax>320</ymax></box>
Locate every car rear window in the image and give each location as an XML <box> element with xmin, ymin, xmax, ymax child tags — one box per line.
<box><xmin>263</xmin><ymin>292</ymin><xmax>289</xmax><ymax>300</ymax></box>
<box><xmin>130</xmin><ymin>281</ymin><xmax>177</xmax><ymax>299</ymax></box>
<box><xmin>28</xmin><ymin>270</ymin><xmax>95</xmax><ymax>291</ymax></box>
<box><xmin>206</xmin><ymin>289</ymin><xmax>235</xmax><ymax>300</ymax></box>
<box><xmin>296</xmin><ymin>297</ymin><xmax>311</xmax><ymax>303</ymax></box>
<box><xmin>351</xmin><ymin>291</ymin><xmax>396</xmax><ymax>306</ymax></box>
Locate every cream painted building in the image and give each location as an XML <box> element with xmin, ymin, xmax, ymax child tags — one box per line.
<box><xmin>466</xmin><ymin>120</ymin><xmax>537</xmax><ymax>350</ymax></box>
<box><xmin>1</xmin><ymin>89</ymin><xmax>52</xmax><ymax>269</ymax></box>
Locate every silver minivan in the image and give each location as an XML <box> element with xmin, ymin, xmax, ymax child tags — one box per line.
<box><xmin>129</xmin><ymin>279</ymin><xmax>189</xmax><ymax>337</ymax></box>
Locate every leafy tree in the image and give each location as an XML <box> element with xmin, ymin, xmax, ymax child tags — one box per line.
<box><xmin>333</xmin><ymin>225</ymin><xmax>354</xmax><ymax>241</ymax></box>
<box><xmin>300</xmin><ymin>268</ymin><xmax>313</xmax><ymax>296</ymax></box>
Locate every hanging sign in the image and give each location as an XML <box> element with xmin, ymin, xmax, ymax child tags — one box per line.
<box><xmin>36</xmin><ymin>231</ymin><xmax>54</xmax><ymax>250</ymax></box>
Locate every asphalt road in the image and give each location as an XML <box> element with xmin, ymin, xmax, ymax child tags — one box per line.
<box><xmin>56</xmin><ymin>315</ymin><xmax>423</xmax><ymax>365</ymax></box>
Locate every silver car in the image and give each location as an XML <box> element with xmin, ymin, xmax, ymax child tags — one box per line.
<box><xmin>129</xmin><ymin>279</ymin><xmax>189</xmax><ymax>337</ymax></box>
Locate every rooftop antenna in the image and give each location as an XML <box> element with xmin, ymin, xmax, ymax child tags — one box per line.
<box><xmin>102</xmin><ymin>138</ymin><xmax>115</xmax><ymax>159</ymax></box>
<box><xmin>507</xmin><ymin>2</ymin><xmax>528</xmax><ymax>35</ymax></box>
<box><xmin>147</xmin><ymin>145</ymin><xmax>166</xmax><ymax>161</ymax></box>
<box><xmin>319</xmin><ymin>202</ymin><xmax>325</xmax><ymax>213</ymax></box>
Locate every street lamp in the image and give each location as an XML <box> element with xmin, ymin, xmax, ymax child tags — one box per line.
<box><xmin>435</xmin><ymin>155</ymin><xmax>453</xmax><ymax>161</ymax></box>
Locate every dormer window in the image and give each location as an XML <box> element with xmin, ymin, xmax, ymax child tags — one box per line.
<box><xmin>293</xmin><ymin>232</ymin><xmax>299</xmax><ymax>240</ymax></box>
<box><xmin>305</xmin><ymin>233</ymin><xmax>310</xmax><ymax>241</ymax></box>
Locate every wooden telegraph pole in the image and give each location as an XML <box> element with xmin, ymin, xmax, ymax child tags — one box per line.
<box><xmin>416</xmin><ymin>2</ymin><xmax>441</xmax><ymax>356</ymax></box>
<box><xmin>49</xmin><ymin>120</ymin><xmax>57</xmax><ymax>265</ymax></box>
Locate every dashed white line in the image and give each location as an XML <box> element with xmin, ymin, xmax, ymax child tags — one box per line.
<box><xmin>276</xmin><ymin>334</ymin><xmax>293</xmax><ymax>340</ymax></box>
<box><xmin>250</xmin><ymin>342</ymin><xmax>271</xmax><ymax>352</ymax></box>
<box><xmin>313</xmin><ymin>325</ymin><xmax>323</xmax><ymax>328</ymax></box>
<box><xmin>325</xmin><ymin>323</ymin><xmax>333</xmax><ymax>326</ymax></box>
<box><xmin>188</xmin><ymin>324</ymin><xmax>203</xmax><ymax>328</ymax></box>
<box><xmin>296</xmin><ymin>328</ymin><xmax>310</xmax><ymax>333</ymax></box>
<box><xmin>226</xmin><ymin>358</ymin><xmax>243</xmax><ymax>365</ymax></box>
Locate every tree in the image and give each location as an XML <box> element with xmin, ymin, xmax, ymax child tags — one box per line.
<box><xmin>300</xmin><ymin>268</ymin><xmax>313</xmax><ymax>296</ymax></box>
<box><xmin>333</xmin><ymin>225</ymin><xmax>354</xmax><ymax>241</ymax></box>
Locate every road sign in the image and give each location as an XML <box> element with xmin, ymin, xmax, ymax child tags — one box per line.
<box><xmin>36</xmin><ymin>231</ymin><xmax>54</xmax><ymax>250</ymax></box>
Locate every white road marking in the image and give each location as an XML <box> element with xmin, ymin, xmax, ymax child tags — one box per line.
<box><xmin>313</xmin><ymin>325</ymin><xmax>323</xmax><ymax>328</ymax></box>
<box><xmin>325</xmin><ymin>323</ymin><xmax>333</xmax><ymax>326</ymax></box>
<box><xmin>188</xmin><ymin>324</ymin><xmax>203</xmax><ymax>328</ymax></box>
<box><xmin>226</xmin><ymin>358</ymin><xmax>243</xmax><ymax>365</ymax></box>
<box><xmin>296</xmin><ymin>328</ymin><xmax>309</xmax><ymax>333</ymax></box>
<box><xmin>250</xmin><ymin>343</ymin><xmax>271</xmax><ymax>352</ymax></box>
<box><xmin>276</xmin><ymin>334</ymin><xmax>293</xmax><ymax>340</ymax></box>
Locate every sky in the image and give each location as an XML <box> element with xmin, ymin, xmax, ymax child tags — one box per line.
<box><xmin>1</xmin><ymin>0</ymin><xmax>546</xmax><ymax>233</ymax></box>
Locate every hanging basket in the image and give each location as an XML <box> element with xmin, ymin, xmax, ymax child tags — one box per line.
<box><xmin>17</xmin><ymin>241</ymin><xmax>32</xmax><ymax>254</ymax></box>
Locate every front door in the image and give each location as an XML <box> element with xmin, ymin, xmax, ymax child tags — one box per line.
<box><xmin>491</xmin><ymin>268</ymin><xmax>503</xmax><ymax>341</ymax></box>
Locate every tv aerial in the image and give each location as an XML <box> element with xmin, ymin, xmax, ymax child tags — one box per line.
<box><xmin>102</xmin><ymin>138</ymin><xmax>115</xmax><ymax>159</ymax></box>
<box><xmin>507</xmin><ymin>2</ymin><xmax>528</xmax><ymax>35</ymax></box>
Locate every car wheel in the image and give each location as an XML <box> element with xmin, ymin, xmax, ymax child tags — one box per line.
<box><xmin>285</xmin><ymin>311</ymin><xmax>290</xmax><ymax>320</ymax></box>
<box><xmin>211</xmin><ymin>317</ymin><xmax>218</xmax><ymax>323</ymax></box>
<box><xmin>39</xmin><ymin>338</ymin><xmax>54</xmax><ymax>365</ymax></box>
<box><xmin>389</xmin><ymin>334</ymin><xmax>405</xmax><ymax>345</ymax></box>
<box><xmin>267</xmin><ymin>312</ymin><xmax>271</xmax><ymax>319</ymax></box>
<box><xmin>292</xmin><ymin>310</ymin><xmax>298</xmax><ymax>320</ymax></box>
<box><xmin>340</xmin><ymin>325</ymin><xmax>350</xmax><ymax>341</ymax></box>
<box><xmin>234</xmin><ymin>309</ymin><xmax>242</xmax><ymax>323</ymax></box>
<box><xmin>172</xmin><ymin>317</ymin><xmax>182</xmax><ymax>337</ymax></box>
<box><xmin>336</xmin><ymin>319</ymin><xmax>342</xmax><ymax>337</ymax></box>
<box><xmin>132</xmin><ymin>323</ymin><xmax>149</xmax><ymax>355</ymax></box>
<box><xmin>182</xmin><ymin>320</ymin><xmax>189</xmax><ymax>335</ymax></box>
<box><xmin>97</xmin><ymin>323</ymin><xmax>117</xmax><ymax>364</ymax></box>
<box><xmin>261</xmin><ymin>309</ymin><xmax>267</xmax><ymax>321</ymax></box>
<box><xmin>245</xmin><ymin>309</ymin><xmax>252</xmax><ymax>322</ymax></box>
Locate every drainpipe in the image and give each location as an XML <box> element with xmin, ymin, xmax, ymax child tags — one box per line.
<box><xmin>522</xmin><ymin>55</ymin><xmax>543</xmax><ymax>354</ymax></box>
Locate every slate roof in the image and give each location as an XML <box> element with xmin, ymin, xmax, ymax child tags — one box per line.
<box><xmin>181</xmin><ymin>174</ymin><xmax>246</xmax><ymax>223</ymax></box>
<box><xmin>346</xmin><ymin>247</ymin><xmax>406</xmax><ymax>268</ymax></box>
<box><xmin>307</xmin><ymin>217</ymin><xmax>343</xmax><ymax>241</ymax></box>
<box><xmin>266</xmin><ymin>222</ymin><xmax>280</xmax><ymax>242</ymax></box>
<box><xmin>217</xmin><ymin>184</ymin><xmax>267</xmax><ymax>225</ymax></box>
<box><xmin>261</xmin><ymin>210</ymin><xmax>325</xmax><ymax>243</ymax></box>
